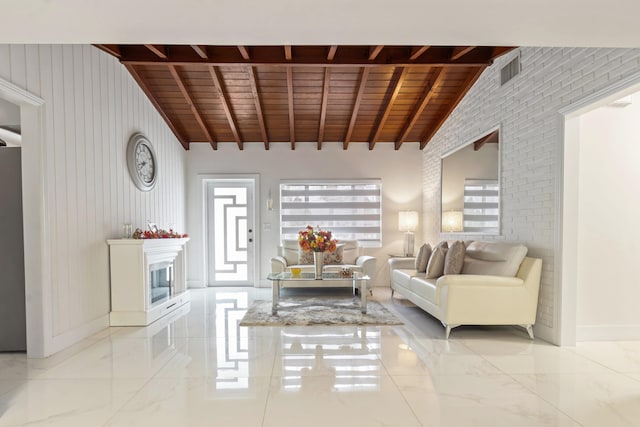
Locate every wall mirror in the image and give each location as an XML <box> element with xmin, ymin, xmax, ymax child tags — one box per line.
<box><xmin>441</xmin><ymin>128</ymin><xmax>500</xmax><ymax>234</ymax></box>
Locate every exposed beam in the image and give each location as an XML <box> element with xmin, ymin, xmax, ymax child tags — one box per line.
<box><xmin>317</xmin><ymin>68</ymin><xmax>331</xmax><ymax>150</ymax></box>
<box><xmin>247</xmin><ymin>66</ymin><xmax>269</xmax><ymax>150</ymax></box>
<box><xmin>167</xmin><ymin>65</ymin><xmax>217</xmax><ymax>150</ymax></box>
<box><xmin>395</xmin><ymin>67</ymin><xmax>445</xmax><ymax>149</ymax></box>
<box><xmin>327</xmin><ymin>45</ymin><xmax>338</xmax><ymax>61</ymax></box>
<box><xmin>121</xmin><ymin>45</ymin><xmax>508</xmax><ymax>67</ymax></box>
<box><xmin>474</xmin><ymin>129</ymin><xmax>499</xmax><ymax>151</ymax></box>
<box><xmin>421</xmin><ymin>66</ymin><xmax>487</xmax><ymax>149</ymax></box>
<box><xmin>451</xmin><ymin>46</ymin><xmax>476</xmax><ymax>61</ymax></box>
<box><xmin>286</xmin><ymin>66</ymin><xmax>295</xmax><ymax>149</ymax></box>
<box><xmin>369</xmin><ymin>67</ymin><xmax>409</xmax><ymax>150</ymax></box>
<box><xmin>190</xmin><ymin>45</ymin><xmax>208</xmax><ymax>59</ymax></box>
<box><xmin>369</xmin><ymin>45</ymin><xmax>384</xmax><ymax>60</ymax></box>
<box><xmin>93</xmin><ymin>44</ymin><xmax>121</xmax><ymax>58</ymax></box>
<box><xmin>410</xmin><ymin>46</ymin><xmax>430</xmax><ymax>60</ymax></box>
<box><xmin>209</xmin><ymin>66</ymin><xmax>243</xmax><ymax>150</ymax></box>
<box><xmin>124</xmin><ymin>64</ymin><xmax>189</xmax><ymax>150</ymax></box>
<box><xmin>144</xmin><ymin>44</ymin><xmax>167</xmax><ymax>59</ymax></box>
<box><xmin>344</xmin><ymin>68</ymin><xmax>370</xmax><ymax>150</ymax></box>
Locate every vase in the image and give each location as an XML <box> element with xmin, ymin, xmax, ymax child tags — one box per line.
<box><xmin>313</xmin><ymin>251</ymin><xmax>324</xmax><ymax>279</ymax></box>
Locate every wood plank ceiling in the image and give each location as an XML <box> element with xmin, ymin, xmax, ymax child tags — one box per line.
<box><xmin>95</xmin><ymin>45</ymin><xmax>514</xmax><ymax>151</ymax></box>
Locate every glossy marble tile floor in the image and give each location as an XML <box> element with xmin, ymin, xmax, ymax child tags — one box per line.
<box><xmin>2</xmin><ymin>287</ymin><xmax>640</xmax><ymax>426</ymax></box>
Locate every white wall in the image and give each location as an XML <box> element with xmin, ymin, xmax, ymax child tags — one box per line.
<box><xmin>423</xmin><ymin>47</ymin><xmax>640</xmax><ymax>344</ymax></box>
<box><xmin>576</xmin><ymin>93</ymin><xmax>640</xmax><ymax>340</ymax></box>
<box><xmin>186</xmin><ymin>142</ymin><xmax>423</xmax><ymax>288</ymax></box>
<box><xmin>0</xmin><ymin>45</ymin><xmax>187</xmax><ymax>356</ymax></box>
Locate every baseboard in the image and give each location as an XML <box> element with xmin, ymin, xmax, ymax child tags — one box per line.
<box><xmin>187</xmin><ymin>280</ymin><xmax>206</xmax><ymax>288</ymax></box>
<box><xmin>533</xmin><ymin>322</ymin><xmax>556</xmax><ymax>345</ymax></box>
<box><xmin>577</xmin><ymin>324</ymin><xmax>640</xmax><ymax>341</ymax></box>
<box><xmin>48</xmin><ymin>314</ymin><xmax>110</xmax><ymax>356</ymax></box>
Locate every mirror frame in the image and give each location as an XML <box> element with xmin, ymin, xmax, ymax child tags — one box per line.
<box><xmin>440</xmin><ymin>125</ymin><xmax>502</xmax><ymax>236</ymax></box>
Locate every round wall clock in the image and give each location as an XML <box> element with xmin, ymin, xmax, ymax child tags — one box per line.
<box><xmin>126</xmin><ymin>133</ymin><xmax>157</xmax><ymax>192</ymax></box>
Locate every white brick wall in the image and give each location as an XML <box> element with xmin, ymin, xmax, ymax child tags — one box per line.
<box><xmin>422</xmin><ymin>47</ymin><xmax>640</xmax><ymax>343</ymax></box>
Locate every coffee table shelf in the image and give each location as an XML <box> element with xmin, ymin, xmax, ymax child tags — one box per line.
<box><xmin>267</xmin><ymin>272</ymin><xmax>370</xmax><ymax>315</ymax></box>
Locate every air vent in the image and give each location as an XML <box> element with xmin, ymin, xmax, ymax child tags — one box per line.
<box><xmin>500</xmin><ymin>55</ymin><xmax>520</xmax><ymax>86</ymax></box>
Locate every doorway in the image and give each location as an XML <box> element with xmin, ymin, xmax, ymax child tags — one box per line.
<box><xmin>559</xmin><ymin>75</ymin><xmax>640</xmax><ymax>345</ymax></box>
<box><xmin>204</xmin><ymin>178</ymin><xmax>257</xmax><ymax>286</ymax></box>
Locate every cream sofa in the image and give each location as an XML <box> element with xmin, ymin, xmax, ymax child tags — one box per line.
<box><xmin>388</xmin><ymin>241</ymin><xmax>542</xmax><ymax>339</ymax></box>
<box><xmin>271</xmin><ymin>239</ymin><xmax>376</xmax><ymax>288</ymax></box>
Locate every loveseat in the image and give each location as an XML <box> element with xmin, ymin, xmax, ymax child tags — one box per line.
<box><xmin>388</xmin><ymin>241</ymin><xmax>542</xmax><ymax>339</ymax></box>
<box><xmin>271</xmin><ymin>239</ymin><xmax>376</xmax><ymax>288</ymax></box>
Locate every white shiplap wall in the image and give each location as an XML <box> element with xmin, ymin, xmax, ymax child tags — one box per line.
<box><xmin>0</xmin><ymin>45</ymin><xmax>186</xmax><ymax>353</ymax></box>
<box><xmin>423</xmin><ymin>47</ymin><xmax>640</xmax><ymax>344</ymax></box>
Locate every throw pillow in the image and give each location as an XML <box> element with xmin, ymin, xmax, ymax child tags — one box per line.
<box><xmin>435</xmin><ymin>240</ymin><xmax>449</xmax><ymax>250</ymax></box>
<box><xmin>444</xmin><ymin>240</ymin><xmax>465</xmax><ymax>275</ymax></box>
<box><xmin>414</xmin><ymin>243</ymin><xmax>432</xmax><ymax>272</ymax></box>
<box><xmin>426</xmin><ymin>246</ymin><xmax>448</xmax><ymax>279</ymax></box>
<box><xmin>297</xmin><ymin>247</ymin><xmax>314</xmax><ymax>265</ymax></box>
<box><xmin>324</xmin><ymin>245</ymin><xmax>345</xmax><ymax>265</ymax></box>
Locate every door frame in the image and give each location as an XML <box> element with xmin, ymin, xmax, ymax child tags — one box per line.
<box><xmin>556</xmin><ymin>71</ymin><xmax>640</xmax><ymax>345</ymax></box>
<box><xmin>201</xmin><ymin>174</ymin><xmax>260</xmax><ymax>287</ymax></box>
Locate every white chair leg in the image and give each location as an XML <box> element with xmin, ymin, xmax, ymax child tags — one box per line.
<box><xmin>443</xmin><ymin>323</ymin><xmax>459</xmax><ymax>339</ymax></box>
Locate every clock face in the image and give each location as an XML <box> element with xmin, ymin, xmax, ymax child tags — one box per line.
<box><xmin>126</xmin><ymin>133</ymin><xmax>157</xmax><ymax>191</ymax></box>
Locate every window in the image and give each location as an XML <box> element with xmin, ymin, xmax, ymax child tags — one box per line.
<box><xmin>280</xmin><ymin>180</ymin><xmax>382</xmax><ymax>247</ymax></box>
<box><xmin>463</xmin><ymin>179</ymin><xmax>499</xmax><ymax>233</ymax></box>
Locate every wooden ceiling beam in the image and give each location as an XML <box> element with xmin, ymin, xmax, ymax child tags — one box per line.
<box><xmin>209</xmin><ymin>66</ymin><xmax>243</xmax><ymax>150</ymax></box>
<box><xmin>286</xmin><ymin>66</ymin><xmax>295</xmax><ymax>149</ymax></box>
<box><xmin>451</xmin><ymin>46</ymin><xmax>476</xmax><ymax>61</ymax></box>
<box><xmin>167</xmin><ymin>64</ymin><xmax>217</xmax><ymax>150</ymax></box>
<box><xmin>420</xmin><ymin>66</ymin><xmax>487</xmax><ymax>149</ymax></box>
<box><xmin>94</xmin><ymin>44</ymin><xmax>121</xmax><ymax>58</ymax></box>
<box><xmin>474</xmin><ymin>129</ymin><xmax>499</xmax><ymax>151</ymax></box>
<box><xmin>237</xmin><ymin>45</ymin><xmax>250</xmax><ymax>60</ymax></box>
<box><xmin>344</xmin><ymin>68</ymin><xmax>370</xmax><ymax>150</ymax></box>
<box><xmin>369</xmin><ymin>45</ymin><xmax>384</xmax><ymax>60</ymax></box>
<box><xmin>284</xmin><ymin>45</ymin><xmax>292</xmax><ymax>61</ymax></box>
<box><xmin>191</xmin><ymin>45</ymin><xmax>208</xmax><ymax>59</ymax></box>
<box><xmin>410</xmin><ymin>46</ymin><xmax>430</xmax><ymax>60</ymax></box>
<box><xmin>327</xmin><ymin>45</ymin><xmax>338</xmax><ymax>60</ymax></box>
<box><xmin>395</xmin><ymin>67</ymin><xmax>445</xmax><ymax>149</ymax></box>
<box><xmin>369</xmin><ymin>67</ymin><xmax>409</xmax><ymax>150</ymax></box>
<box><xmin>124</xmin><ymin>64</ymin><xmax>189</xmax><ymax>150</ymax></box>
<box><xmin>247</xmin><ymin>66</ymin><xmax>269</xmax><ymax>150</ymax></box>
<box><xmin>144</xmin><ymin>44</ymin><xmax>167</xmax><ymax>59</ymax></box>
<box><xmin>317</xmin><ymin>68</ymin><xmax>331</xmax><ymax>150</ymax></box>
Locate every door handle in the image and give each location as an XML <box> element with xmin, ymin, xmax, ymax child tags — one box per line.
<box><xmin>248</xmin><ymin>229</ymin><xmax>253</xmax><ymax>233</ymax></box>
<box><xmin>249</xmin><ymin>238</ymin><xmax>253</xmax><ymax>242</ymax></box>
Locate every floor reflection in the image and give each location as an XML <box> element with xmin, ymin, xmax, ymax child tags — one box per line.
<box><xmin>215</xmin><ymin>292</ymin><xmax>249</xmax><ymax>390</ymax></box>
<box><xmin>278</xmin><ymin>327</ymin><xmax>382</xmax><ymax>391</ymax></box>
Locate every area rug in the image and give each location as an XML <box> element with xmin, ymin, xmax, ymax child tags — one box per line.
<box><xmin>239</xmin><ymin>297</ymin><xmax>403</xmax><ymax>326</ymax></box>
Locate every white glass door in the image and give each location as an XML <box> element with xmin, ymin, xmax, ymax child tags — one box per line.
<box><xmin>205</xmin><ymin>179</ymin><xmax>255</xmax><ymax>286</ymax></box>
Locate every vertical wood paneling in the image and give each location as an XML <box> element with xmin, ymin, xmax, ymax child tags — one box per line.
<box><xmin>0</xmin><ymin>45</ymin><xmax>187</xmax><ymax>349</ymax></box>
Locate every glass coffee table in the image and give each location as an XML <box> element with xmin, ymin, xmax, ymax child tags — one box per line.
<box><xmin>266</xmin><ymin>272</ymin><xmax>370</xmax><ymax>315</ymax></box>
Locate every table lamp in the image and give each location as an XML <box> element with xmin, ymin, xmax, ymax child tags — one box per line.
<box><xmin>398</xmin><ymin>210</ymin><xmax>419</xmax><ymax>257</ymax></box>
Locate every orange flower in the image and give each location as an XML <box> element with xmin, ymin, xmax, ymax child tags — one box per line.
<box><xmin>298</xmin><ymin>226</ymin><xmax>338</xmax><ymax>252</ymax></box>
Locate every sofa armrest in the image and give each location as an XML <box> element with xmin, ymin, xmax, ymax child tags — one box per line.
<box><xmin>271</xmin><ymin>256</ymin><xmax>288</xmax><ymax>273</ymax></box>
<box><xmin>388</xmin><ymin>257</ymin><xmax>415</xmax><ymax>270</ymax></box>
<box><xmin>355</xmin><ymin>255</ymin><xmax>376</xmax><ymax>278</ymax></box>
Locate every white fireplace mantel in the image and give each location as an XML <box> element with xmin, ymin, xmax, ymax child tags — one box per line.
<box><xmin>107</xmin><ymin>238</ymin><xmax>190</xmax><ymax>326</ymax></box>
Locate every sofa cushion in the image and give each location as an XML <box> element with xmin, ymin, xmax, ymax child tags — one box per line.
<box><xmin>298</xmin><ymin>247</ymin><xmax>314</xmax><ymax>265</ymax></box>
<box><xmin>324</xmin><ymin>245</ymin><xmax>344</xmax><ymax>265</ymax></box>
<box><xmin>391</xmin><ymin>269</ymin><xmax>415</xmax><ymax>289</ymax></box>
<box><xmin>426</xmin><ymin>246</ymin><xmax>448</xmax><ymax>279</ymax></box>
<box><xmin>462</xmin><ymin>241</ymin><xmax>528</xmax><ymax>277</ymax></box>
<box><xmin>414</xmin><ymin>243</ymin><xmax>432</xmax><ymax>272</ymax></box>
<box><xmin>409</xmin><ymin>276</ymin><xmax>438</xmax><ymax>304</ymax></box>
<box><xmin>444</xmin><ymin>241</ymin><xmax>465</xmax><ymax>275</ymax></box>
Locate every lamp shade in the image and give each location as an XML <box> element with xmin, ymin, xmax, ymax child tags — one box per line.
<box><xmin>398</xmin><ymin>211</ymin><xmax>419</xmax><ymax>232</ymax></box>
<box><xmin>442</xmin><ymin>210</ymin><xmax>463</xmax><ymax>232</ymax></box>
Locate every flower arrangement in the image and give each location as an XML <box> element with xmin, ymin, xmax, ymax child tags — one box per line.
<box><xmin>298</xmin><ymin>225</ymin><xmax>338</xmax><ymax>252</ymax></box>
<box><xmin>132</xmin><ymin>228</ymin><xmax>188</xmax><ymax>239</ymax></box>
